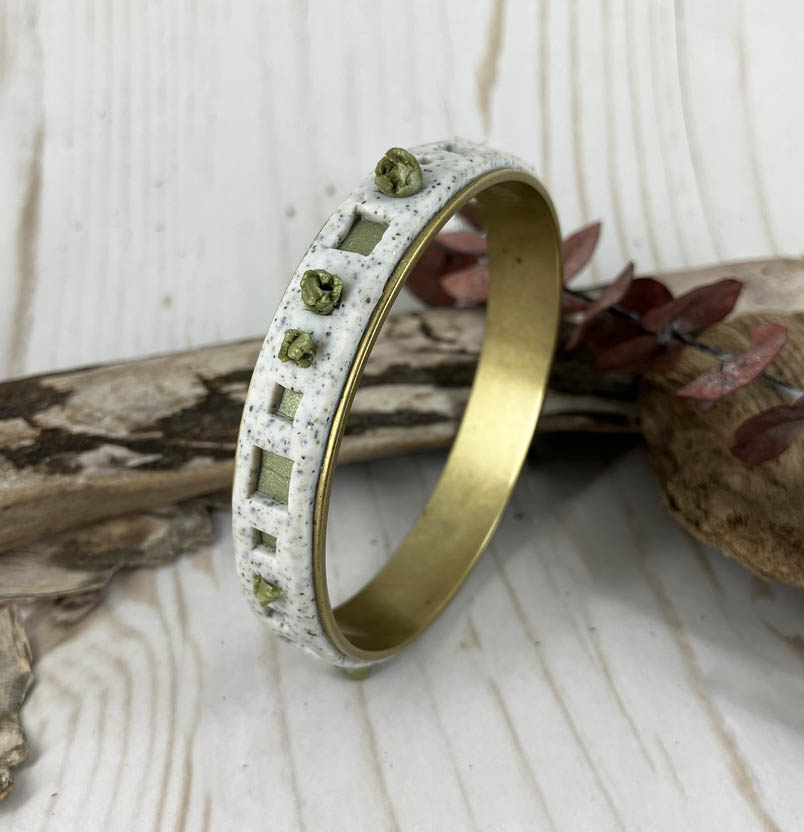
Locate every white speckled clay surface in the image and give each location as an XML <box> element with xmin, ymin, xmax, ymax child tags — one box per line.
<box><xmin>232</xmin><ymin>139</ymin><xmax>536</xmax><ymax>667</ymax></box>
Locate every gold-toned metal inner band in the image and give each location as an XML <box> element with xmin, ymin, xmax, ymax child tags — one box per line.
<box><xmin>313</xmin><ymin>169</ymin><xmax>562</xmax><ymax>662</ymax></box>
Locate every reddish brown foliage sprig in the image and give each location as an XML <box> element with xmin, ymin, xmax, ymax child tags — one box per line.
<box><xmin>676</xmin><ymin>323</ymin><xmax>788</xmax><ymax>407</ymax></box>
<box><xmin>406</xmin><ymin>215</ymin><xmax>804</xmax><ymax>463</ymax></box>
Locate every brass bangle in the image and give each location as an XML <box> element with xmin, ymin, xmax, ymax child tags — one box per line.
<box><xmin>232</xmin><ymin>140</ymin><xmax>562</xmax><ymax>668</ymax></box>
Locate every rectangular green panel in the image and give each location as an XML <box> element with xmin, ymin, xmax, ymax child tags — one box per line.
<box><xmin>274</xmin><ymin>387</ymin><xmax>303</xmax><ymax>422</ymax></box>
<box><xmin>338</xmin><ymin>216</ymin><xmax>388</xmax><ymax>256</ymax></box>
<box><xmin>259</xmin><ymin>531</ymin><xmax>277</xmax><ymax>549</ymax></box>
<box><xmin>255</xmin><ymin>449</ymin><xmax>293</xmax><ymax>504</ymax></box>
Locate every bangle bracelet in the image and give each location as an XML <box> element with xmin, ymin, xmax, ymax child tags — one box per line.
<box><xmin>232</xmin><ymin>139</ymin><xmax>562</xmax><ymax>668</ymax></box>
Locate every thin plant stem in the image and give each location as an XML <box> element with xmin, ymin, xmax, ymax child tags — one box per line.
<box><xmin>564</xmin><ymin>287</ymin><xmax>804</xmax><ymax>400</ymax></box>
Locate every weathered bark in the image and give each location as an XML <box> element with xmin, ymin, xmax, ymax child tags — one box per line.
<box><xmin>0</xmin><ymin>606</ymin><xmax>32</xmax><ymax>802</ymax></box>
<box><xmin>0</xmin><ymin>499</ymin><xmax>217</xmax><ymax>604</ymax></box>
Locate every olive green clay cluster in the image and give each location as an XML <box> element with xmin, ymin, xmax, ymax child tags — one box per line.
<box><xmin>278</xmin><ymin>329</ymin><xmax>315</xmax><ymax>368</ymax></box>
<box><xmin>279</xmin><ymin>147</ymin><xmax>423</xmax><ymax>367</ymax></box>
<box><xmin>301</xmin><ymin>269</ymin><xmax>343</xmax><ymax>315</ymax></box>
<box><xmin>279</xmin><ymin>271</ymin><xmax>341</xmax><ymax>367</ymax></box>
<box><xmin>374</xmin><ymin>147</ymin><xmax>423</xmax><ymax>197</ymax></box>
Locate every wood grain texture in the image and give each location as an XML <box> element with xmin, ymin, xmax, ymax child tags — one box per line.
<box><xmin>3</xmin><ymin>450</ymin><xmax>804</xmax><ymax>830</ymax></box>
<box><xmin>3</xmin><ymin>0</ymin><xmax>804</xmax><ymax>380</ymax></box>
<box><xmin>2</xmin><ymin>0</ymin><xmax>804</xmax><ymax>828</ymax></box>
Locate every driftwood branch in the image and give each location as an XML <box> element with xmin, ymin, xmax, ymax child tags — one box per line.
<box><xmin>0</xmin><ymin>308</ymin><xmax>639</xmax><ymax>555</ymax></box>
<box><xmin>2</xmin><ymin>256</ymin><xmax>804</xmax><ymax>573</ymax></box>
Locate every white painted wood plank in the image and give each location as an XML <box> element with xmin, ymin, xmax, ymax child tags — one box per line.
<box><xmin>5</xmin><ymin>449</ymin><xmax>803</xmax><ymax>831</ymax></box>
<box><xmin>5</xmin><ymin>0</ymin><xmax>804</xmax><ymax>377</ymax></box>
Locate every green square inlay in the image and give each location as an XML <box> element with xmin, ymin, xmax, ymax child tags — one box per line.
<box><xmin>259</xmin><ymin>531</ymin><xmax>277</xmax><ymax>549</ymax></box>
<box><xmin>256</xmin><ymin>449</ymin><xmax>293</xmax><ymax>504</ymax></box>
<box><xmin>274</xmin><ymin>387</ymin><xmax>303</xmax><ymax>422</ymax></box>
<box><xmin>338</xmin><ymin>216</ymin><xmax>388</xmax><ymax>256</ymax></box>
<box><xmin>253</xmin><ymin>573</ymin><xmax>283</xmax><ymax>607</ymax></box>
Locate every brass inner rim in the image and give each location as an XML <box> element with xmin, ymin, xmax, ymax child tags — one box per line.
<box><xmin>313</xmin><ymin>170</ymin><xmax>563</xmax><ymax>662</ymax></box>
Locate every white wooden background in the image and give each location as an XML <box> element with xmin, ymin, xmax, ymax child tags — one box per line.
<box><xmin>3</xmin><ymin>1</ymin><xmax>804</xmax><ymax>830</ymax></box>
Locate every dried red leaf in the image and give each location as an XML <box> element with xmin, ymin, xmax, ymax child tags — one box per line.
<box><xmin>731</xmin><ymin>400</ymin><xmax>804</xmax><ymax>464</ymax></box>
<box><xmin>562</xmin><ymin>294</ymin><xmax>592</xmax><ymax>315</ymax></box>
<box><xmin>437</xmin><ymin>231</ymin><xmax>488</xmax><ymax>255</ymax></box>
<box><xmin>592</xmin><ymin>334</ymin><xmax>682</xmax><ymax>374</ymax></box>
<box><xmin>567</xmin><ymin>262</ymin><xmax>634</xmax><ymax>350</ymax></box>
<box><xmin>564</xmin><ymin>276</ymin><xmax>672</xmax><ymax>352</ymax></box>
<box><xmin>407</xmin><ymin>220</ymin><xmax>605</xmax><ymax>307</ymax></box>
<box><xmin>407</xmin><ymin>219</ymin><xmax>606</xmax><ymax>310</ymax></box>
<box><xmin>642</xmin><ymin>279</ymin><xmax>742</xmax><ymax>336</ymax></box>
<box><xmin>677</xmin><ymin>322</ymin><xmax>788</xmax><ymax>403</ymax></box>
<box><xmin>441</xmin><ymin>262</ymin><xmax>490</xmax><ymax>304</ymax></box>
<box><xmin>575</xmin><ymin>314</ymin><xmax>644</xmax><ymax>354</ymax></box>
<box><xmin>563</xmin><ymin>222</ymin><xmax>602</xmax><ymax>285</ymax></box>
<box><xmin>619</xmin><ymin>277</ymin><xmax>673</xmax><ymax>315</ymax></box>
<box><xmin>406</xmin><ymin>243</ymin><xmax>478</xmax><ymax>306</ymax></box>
